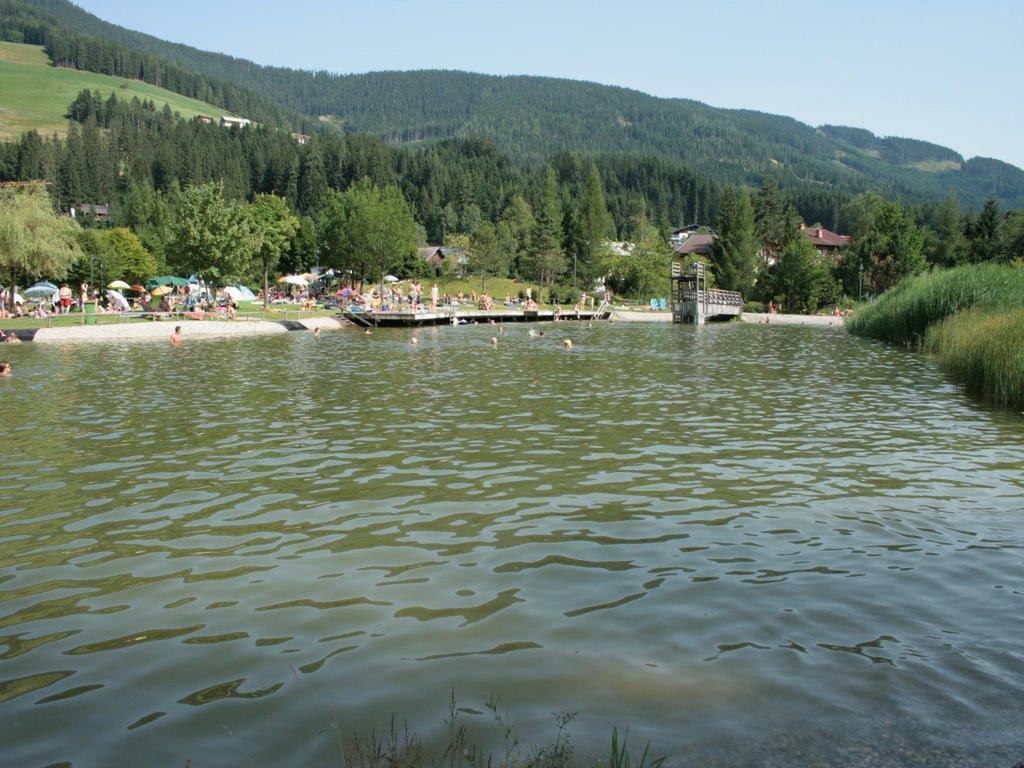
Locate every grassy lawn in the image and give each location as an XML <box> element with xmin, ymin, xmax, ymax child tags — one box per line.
<box><xmin>0</xmin><ymin>41</ymin><xmax>226</xmax><ymax>139</ymax></box>
<box><xmin>0</xmin><ymin>313</ymin><xmax>149</xmax><ymax>330</ymax></box>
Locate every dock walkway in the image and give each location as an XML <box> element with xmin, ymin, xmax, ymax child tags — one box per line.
<box><xmin>338</xmin><ymin>308</ymin><xmax>609</xmax><ymax>327</ymax></box>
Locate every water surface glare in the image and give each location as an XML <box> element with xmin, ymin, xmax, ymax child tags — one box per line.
<box><xmin>1</xmin><ymin>323</ymin><xmax>1023</xmax><ymax>767</ymax></box>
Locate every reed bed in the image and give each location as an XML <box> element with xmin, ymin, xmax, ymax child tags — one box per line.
<box><xmin>847</xmin><ymin>264</ymin><xmax>1024</xmax><ymax>345</ymax></box>
<box><xmin>924</xmin><ymin>308</ymin><xmax>1024</xmax><ymax>410</ymax></box>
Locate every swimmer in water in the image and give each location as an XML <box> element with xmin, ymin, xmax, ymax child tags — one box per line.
<box><xmin>170</xmin><ymin>326</ymin><xmax>183</xmax><ymax>346</ymax></box>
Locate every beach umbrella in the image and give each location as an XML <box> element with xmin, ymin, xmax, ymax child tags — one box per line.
<box><xmin>221</xmin><ymin>286</ymin><xmax>243</xmax><ymax>303</ymax></box>
<box><xmin>151</xmin><ymin>285</ymin><xmax>172</xmax><ymax>296</ymax></box>
<box><xmin>279</xmin><ymin>275</ymin><xmax>309</xmax><ymax>287</ymax></box>
<box><xmin>300</xmin><ymin>272</ymin><xmax>319</xmax><ymax>282</ymax></box>
<box><xmin>108</xmin><ymin>280</ymin><xmax>131</xmax><ymax>290</ymax></box>
<box><xmin>23</xmin><ymin>282</ymin><xmax>59</xmax><ymax>299</ymax></box>
<box><xmin>383</xmin><ymin>275</ymin><xmax>399</xmax><ymax>283</ymax></box>
<box><xmin>146</xmin><ymin>276</ymin><xmax>189</xmax><ymax>289</ymax></box>
<box><xmin>106</xmin><ymin>290</ymin><xmax>129</xmax><ymax>310</ymax></box>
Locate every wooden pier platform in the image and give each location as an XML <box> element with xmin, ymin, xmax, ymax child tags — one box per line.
<box><xmin>338</xmin><ymin>308</ymin><xmax>609</xmax><ymax>328</ymax></box>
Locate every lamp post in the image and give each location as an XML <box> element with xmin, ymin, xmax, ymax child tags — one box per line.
<box><xmin>858</xmin><ymin>262</ymin><xmax>864</xmax><ymax>302</ymax></box>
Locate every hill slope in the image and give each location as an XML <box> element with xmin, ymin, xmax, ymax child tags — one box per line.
<box><xmin>5</xmin><ymin>0</ymin><xmax>1024</xmax><ymax>209</ymax></box>
<box><xmin>0</xmin><ymin>40</ymin><xmax>226</xmax><ymax>138</ymax></box>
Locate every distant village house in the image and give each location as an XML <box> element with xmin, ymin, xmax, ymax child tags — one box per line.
<box><xmin>672</xmin><ymin>231</ymin><xmax>717</xmax><ymax>257</ymax></box>
<box><xmin>196</xmin><ymin>114</ymin><xmax>214</xmax><ymax>125</ymax></box>
<box><xmin>670</xmin><ymin>224</ymin><xmax>851</xmax><ymax>262</ymax></box>
<box><xmin>291</xmin><ymin>133</ymin><xmax>310</xmax><ymax>145</ymax></box>
<box><xmin>221</xmin><ymin>115</ymin><xmax>252</xmax><ymax>128</ymax></box>
<box><xmin>418</xmin><ymin>246</ymin><xmax>468</xmax><ymax>276</ymax></box>
<box><xmin>801</xmin><ymin>224</ymin><xmax>852</xmax><ymax>260</ymax></box>
<box><xmin>70</xmin><ymin>203</ymin><xmax>110</xmax><ymax>221</ymax></box>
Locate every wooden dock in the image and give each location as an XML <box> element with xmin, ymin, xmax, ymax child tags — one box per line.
<box><xmin>338</xmin><ymin>308</ymin><xmax>609</xmax><ymax>328</ymax></box>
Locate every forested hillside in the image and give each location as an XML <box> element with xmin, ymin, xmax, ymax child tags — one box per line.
<box><xmin>2</xmin><ymin>0</ymin><xmax>1022</xmax><ymax>210</ymax></box>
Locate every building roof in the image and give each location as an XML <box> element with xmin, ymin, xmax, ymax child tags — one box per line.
<box><xmin>803</xmin><ymin>226</ymin><xmax>851</xmax><ymax>248</ymax></box>
<box><xmin>78</xmin><ymin>203</ymin><xmax>109</xmax><ymax>215</ymax></box>
<box><xmin>672</xmin><ymin>233</ymin><xmax>716</xmax><ymax>255</ymax></box>
<box><xmin>670</xmin><ymin>224</ymin><xmax>702</xmax><ymax>236</ymax></box>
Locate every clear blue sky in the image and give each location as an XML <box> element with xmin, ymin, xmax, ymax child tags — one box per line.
<box><xmin>77</xmin><ymin>0</ymin><xmax>1024</xmax><ymax>169</ymax></box>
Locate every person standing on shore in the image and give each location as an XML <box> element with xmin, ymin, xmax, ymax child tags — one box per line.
<box><xmin>58</xmin><ymin>284</ymin><xmax>72</xmax><ymax>314</ymax></box>
<box><xmin>430</xmin><ymin>283</ymin><xmax>439</xmax><ymax>311</ymax></box>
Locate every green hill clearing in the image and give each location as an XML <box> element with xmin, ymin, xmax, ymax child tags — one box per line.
<box><xmin>0</xmin><ymin>41</ymin><xmax>226</xmax><ymax>139</ymax></box>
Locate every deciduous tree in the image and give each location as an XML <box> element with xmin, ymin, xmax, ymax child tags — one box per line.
<box><xmin>247</xmin><ymin>194</ymin><xmax>300</xmax><ymax>307</ymax></box>
<box><xmin>317</xmin><ymin>178</ymin><xmax>416</xmax><ymax>284</ymax></box>
<box><xmin>166</xmin><ymin>181</ymin><xmax>258</xmax><ymax>283</ymax></box>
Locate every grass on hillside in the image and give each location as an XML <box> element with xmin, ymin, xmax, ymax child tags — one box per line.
<box><xmin>0</xmin><ymin>41</ymin><xmax>226</xmax><ymax>139</ymax></box>
<box><xmin>924</xmin><ymin>308</ymin><xmax>1024</xmax><ymax>410</ymax></box>
<box><xmin>846</xmin><ymin>263</ymin><xmax>1024</xmax><ymax>345</ymax></box>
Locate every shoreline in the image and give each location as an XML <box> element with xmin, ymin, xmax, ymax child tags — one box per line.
<box><xmin>4</xmin><ymin>310</ymin><xmax>845</xmax><ymax>344</ymax></box>
<box><xmin>15</xmin><ymin>317</ymin><xmax>342</xmax><ymax>344</ymax></box>
<box><xmin>609</xmin><ymin>310</ymin><xmax>845</xmax><ymax>327</ymax></box>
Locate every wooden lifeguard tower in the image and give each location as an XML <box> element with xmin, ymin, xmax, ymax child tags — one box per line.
<box><xmin>671</xmin><ymin>261</ymin><xmax>743</xmax><ymax>324</ymax></box>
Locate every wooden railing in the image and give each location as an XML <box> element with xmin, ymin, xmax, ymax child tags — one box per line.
<box><xmin>677</xmin><ymin>289</ymin><xmax>743</xmax><ymax>306</ymax></box>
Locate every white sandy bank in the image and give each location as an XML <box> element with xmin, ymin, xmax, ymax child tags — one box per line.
<box><xmin>32</xmin><ymin>317</ymin><xmax>342</xmax><ymax>344</ymax></box>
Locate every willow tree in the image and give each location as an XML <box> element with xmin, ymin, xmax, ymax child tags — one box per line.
<box><xmin>0</xmin><ymin>184</ymin><xmax>82</xmax><ymax>311</ymax></box>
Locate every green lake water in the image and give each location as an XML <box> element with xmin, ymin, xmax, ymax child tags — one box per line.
<box><xmin>1</xmin><ymin>322</ymin><xmax>1022</xmax><ymax>767</ymax></box>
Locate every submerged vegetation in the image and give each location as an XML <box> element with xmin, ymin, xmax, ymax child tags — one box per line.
<box><xmin>332</xmin><ymin>694</ymin><xmax>665</xmax><ymax>768</ymax></box>
<box><xmin>849</xmin><ymin>264</ymin><xmax>1024</xmax><ymax>408</ymax></box>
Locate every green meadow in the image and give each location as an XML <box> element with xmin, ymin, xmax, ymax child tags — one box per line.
<box><xmin>0</xmin><ymin>41</ymin><xmax>224</xmax><ymax>139</ymax></box>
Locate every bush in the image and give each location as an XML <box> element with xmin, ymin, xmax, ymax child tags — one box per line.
<box><xmin>743</xmin><ymin>300</ymin><xmax>765</xmax><ymax>313</ymax></box>
<box><xmin>847</xmin><ymin>263</ymin><xmax>1024</xmax><ymax>345</ymax></box>
<box><xmin>924</xmin><ymin>308</ymin><xmax>1024</xmax><ymax>410</ymax></box>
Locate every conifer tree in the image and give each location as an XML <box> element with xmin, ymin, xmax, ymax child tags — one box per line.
<box><xmin>526</xmin><ymin>167</ymin><xmax>566</xmax><ymax>285</ymax></box>
<box><xmin>570</xmin><ymin>164</ymin><xmax>614</xmax><ymax>286</ymax></box>
<box><xmin>711</xmin><ymin>187</ymin><xmax>758</xmax><ymax>296</ymax></box>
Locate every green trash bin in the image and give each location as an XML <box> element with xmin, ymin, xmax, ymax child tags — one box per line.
<box><xmin>84</xmin><ymin>300</ymin><xmax>97</xmax><ymax>325</ymax></box>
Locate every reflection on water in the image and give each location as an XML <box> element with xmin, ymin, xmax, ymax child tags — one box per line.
<box><xmin>1</xmin><ymin>323</ymin><xmax>1023</xmax><ymax>767</ymax></box>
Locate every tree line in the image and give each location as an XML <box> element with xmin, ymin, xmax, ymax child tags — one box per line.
<box><xmin>1</xmin><ymin>94</ymin><xmax>1022</xmax><ymax>314</ymax></box>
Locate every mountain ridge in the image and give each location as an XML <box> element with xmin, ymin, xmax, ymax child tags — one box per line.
<box><xmin>3</xmin><ymin>0</ymin><xmax>1023</xmax><ymax>209</ymax></box>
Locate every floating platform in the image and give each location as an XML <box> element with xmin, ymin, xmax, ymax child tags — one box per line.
<box><xmin>338</xmin><ymin>308</ymin><xmax>609</xmax><ymax>328</ymax></box>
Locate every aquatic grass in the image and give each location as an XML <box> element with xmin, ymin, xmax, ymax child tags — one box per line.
<box><xmin>924</xmin><ymin>308</ymin><xmax>1024</xmax><ymax>410</ymax></box>
<box><xmin>847</xmin><ymin>263</ymin><xmax>1024</xmax><ymax>346</ymax></box>
<box><xmin>331</xmin><ymin>692</ymin><xmax>665</xmax><ymax>768</ymax></box>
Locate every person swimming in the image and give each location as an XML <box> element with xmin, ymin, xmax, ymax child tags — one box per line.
<box><xmin>0</xmin><ymin>360</ymin><xmax>11</xmax><ymax>377</ymax></box>
<box><xmin>170</xmin><ymin>326</ymin><xmax>183</xmax><ymax>346</ymax></box>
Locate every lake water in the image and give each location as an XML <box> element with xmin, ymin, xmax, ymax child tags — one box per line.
<box><xmin>1</xmin><ymin>322</ymin><xmax>1023</xmax><ymax>767</ymax></box>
